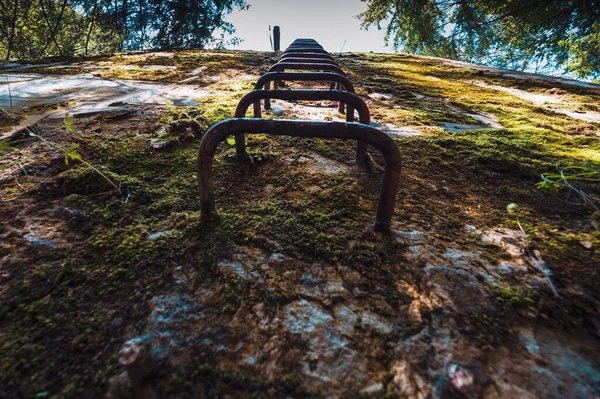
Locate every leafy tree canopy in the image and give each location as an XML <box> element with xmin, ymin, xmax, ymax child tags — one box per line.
<box><xmin>0</xmin><ymin>0</ymin><xmax>248</xmax><ymax>62</ymax></box>
<box><xmin>359</xmin><ymin>0</ymin><xmax>600</xmax><ymax>78</ymax></box>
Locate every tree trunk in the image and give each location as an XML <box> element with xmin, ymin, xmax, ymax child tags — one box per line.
<box><xmin>39</xmin><ymin>0</ymin><xmax>68</xmax><ymax>57</ymax></box>
<box><xmin>139</xmin><ymin>0</ymin><xmax>144</xmax><ymax>49</ymax></box>
<box><xmin>85</xmin><ymin>0</ymin><xmax>99</xmax><ymax>55</ymax></box>
<box><xmin>122</xmin><ymin>0</ymin><xmax>128</xmax><ymax>50</ymax></box>
<box><xmin>2</xmin><ymin>0</ymin><xmax>19</xmax><ymax>67</ymax></box>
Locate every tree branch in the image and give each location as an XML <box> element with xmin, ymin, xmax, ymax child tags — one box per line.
<box><xmin>39</xmin><ymin>0</ymin><xmax>68</xmax><ymax>57</ymax></box>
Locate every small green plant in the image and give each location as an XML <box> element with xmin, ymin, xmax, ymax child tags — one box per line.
<box><xmin>0</xmin><ymin>139</ymin><xmax>12</xmax><ymax>156</ymax></box>
<box><xmin>506</xmin><ymin>202</ymin><xmax>526</xmax><ymax>235</ymax></box>
<box><xmin>488</xmin><ymin>284</ymin><xmax>536</xmax><ymax>311</ymax></box>
<box><xmin>1</xmin><ymin>112</ymin><xmax>121</xmax><ymax>198</ymax></box>
<box><xmin>506</xmin><ymin>203</ymin><xmax>560</xmax><ymax>298</ymax></box>
<box><xmin>537</xmin><ymin>159</ymin><xmax>600</xmax><ymax>210</ymax></box>
<box><xmin>1</xmin><ymin>108</ymin><xmax>29</xmax><ymax>181</ymax></box>
<box><xmin>33</xmin><ymin>113</ymin><xmax>121</xmax><ymax>193</ymax></box>
<box><xmin>161</xmin><ymin>106</ymin><xmax>210</xmax><ymax>137</ymax></box>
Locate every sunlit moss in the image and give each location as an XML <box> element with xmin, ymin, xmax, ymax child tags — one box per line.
<box><xmin>1</xmin><ymin>49</ymin><xmax>599</xmax><ymax>398</ymax></box>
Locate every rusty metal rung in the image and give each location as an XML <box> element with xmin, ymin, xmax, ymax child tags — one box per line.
<box><xmin>197</xmin><ymin>119</ymin><xmax>402</xmax><ymax>232</ymax></box>
<box><xmin>197</xmin><ymin>39</ymin><xmax>402</xmax><ymax>232</ymax></box>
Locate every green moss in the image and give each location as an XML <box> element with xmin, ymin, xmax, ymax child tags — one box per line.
<box><xmin>160</xmin><ymin>106</ymin><xmax>211</xmax><ymax>136</ymax></box>
<box><xmin>2</xmin><ymin>49</ymin><xmax>600</xmax><ymax>398</ymax></box>
<box><xmin>340</xmin><ymin>53</ymin><xmax>600</xmax><ymax>137</ymax></box>
<box><xmin>57</xmin><ymin>165</ymin><xmax>137</xmax><ymax>196</ymax></box>
<box><xmin>487</xmin><ymin>256</ymin><xmax>499</xmax><ymax>266</ymax></box>
<box><xmin>487</xmin><ymin>284</ymin><xmax>537</xmax><ymax>311</ymax></box>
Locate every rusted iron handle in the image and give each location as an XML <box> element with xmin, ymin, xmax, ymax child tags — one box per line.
<box><xmin>263</xmin><ymin>63</ymin><xmax>348</xmax><ymax>114</ymax></box>
<box><xmin>253</xmin><ymin>72</ymin><xmax>355</xmax><ymax>122</ymax></box>
<box><xmin>267</xmin><ymin>63</ymin><xmax>346</xmax><ymax>94</ymax></box>
<box><xmin>271</xmin><ymin>58</ymin><xmax>340</xmax><ymax>95</ymax></box>
<box><xmin>268</xmin><ymin>62</ymin><xmax>345</xmax><ymax>76</ymax></box>
<box><xmin>234</xmin><ymin>89</ymin><xmax>370</xmax><ymax>167</ymax></box>
<box><xmin>287</xmin><ymin>43</ymin><xmax>323</xmax><ymax>48</ymax></box>
<box><xmin>279</xmin><ymin>52</ymin><xmax>335</xmax><ymax>60</ymax></box>
<box><xmin>291</xmin><ymin>38</ymin><xmax>320</xmax><ymax>44</ymax></box>
<box><xmin>255</xmin><ymin>71</ymin><xmax>354</xmax><ymax>118</ymax></box>
<box><xmin>197</xmin><ymin>119</ymin><xmax>401</xmax><ymax>232</ymax></box>
<box><xmin>266</xmin><ymin>62</ymin><xmax>346</xmax><ymax>92</ymax></box>
<box><xmin>282</xmin><ymin>48</ymin><xmax>329</xmax><ymax>55</ymax></box>
<box><xmin>254</xmin><ymin>72</ymin><xmax>354</xmax><ymax>93</ymax></box>
<box><xmin>279</xmin><ymin>57</ymin><xmax>339</xmax><ymax>66</ymax></box>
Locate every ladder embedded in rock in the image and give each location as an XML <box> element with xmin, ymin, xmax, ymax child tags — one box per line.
<box><xmin>197</xmin><ymin>39</ymin><xmax>402</xmax><ymax>232</ymax></box>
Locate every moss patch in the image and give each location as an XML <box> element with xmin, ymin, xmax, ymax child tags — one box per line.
<box><xmin>1</xmin><ymin>50</ymin><xmax>599</xmax><ymax>398</ymax></box>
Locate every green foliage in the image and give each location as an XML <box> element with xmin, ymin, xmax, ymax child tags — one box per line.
<box><xmin>144</xmin><ymin>0</ymin><xmax>248</xmax><ymax>49</ymax></box>
<box><xmin>487</xmin><ymin>284</ymin><xmax>536</xmax><ymax>311</ymax></box>
<box><xmin>64</xmin><ymin>112</ymin><xmax>75</xmax><ymax>134</ymax></box>
<box><xmin>560</xmin><ymin>21</ymin><xmax>600</xmax><ymax>78</ymax></box>
<box><xmin>538</xmin><ymin>159</ymin><xmax>600</xmax><ymax>209</ymax></box>
<box><xmin>64</xmin><ymin>144</ymin><xmax>82</xmax><ymax>165</ymax></box>
<box><xmin>0</xmin><ymin>139</ymin><xmax>13</xmax><ymax>156</ymax></box>
<box><xmin>359</xmin><ymin>0</ymin><xmax>600</xmax><ymax>78</ymax></box>
<box><xmin>0</xmin><ymin>0</ymin><xmax>248</xmax><ymax>61</ymax></box>
<box><xmin>506</xmin><ymin>203</ymin><xmax>520</xmax><ymax>216</ymax></box>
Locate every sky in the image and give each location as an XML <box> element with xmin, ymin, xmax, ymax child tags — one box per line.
<box><xmin>223</xmin><ymin>0</ymin><xmax>393</xmax><ymax>53</ymax></box>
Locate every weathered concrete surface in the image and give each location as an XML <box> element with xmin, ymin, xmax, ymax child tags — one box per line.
<box><xmin>472</xmin><ymin>80</ymin><xmax>600</xmax><ymax>123</ymax></box>
<box><xmin>0</xmin><ymin>73</ymin><xmax>209</xmax><ymax>114</ymax></box>
<box><xmin>441</xmin><ymin>58</ymin><xmax>600</xmax><ymax>93</ymax></box>
<box><xmin>116</xmin><ymin>227</ymin><xmax>600</xmax><ymax>397</ymax></box>
<box><xmin>2</xmin><ymin>50</ymin><xmax>599</xmax><ymax>399</ymax></box>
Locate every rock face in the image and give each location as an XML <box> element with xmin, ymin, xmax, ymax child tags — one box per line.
<box><xmin>105</xmin><ymin>228</ymin><xmax>600</xmax><ymax>397</ymax></box>
<box><xmin>281</xmin><ymin>299</ymin><xmax>373</xmax><ymax>391</ymax></box>
<box><xmin>0</xmin><ymin>73</ymin><xmax>210</xmax><ymax>115</ymax></box>
<box><xmin>442</xmin><ymin>363</ymin><xmax>490</xmax><ymax>399</ymax></box>
<box><xmin>4</xmin><ymin>49</ymin><xmax>600</xmax><ymax>399</ymax></box>
<box><xmin>106</xmin><ymin>338</ymin><xmax>156</xmax><ymax>399</ymax></box>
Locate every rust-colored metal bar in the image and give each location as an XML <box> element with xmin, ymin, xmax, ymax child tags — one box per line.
<box><xmin>288</xmin><ymin>42</ymin><xmax>323</xmax><ymax>47</ymax></box>
<box><xmin>277</xmin><ymin>53</ymin><xmax>335</xmax><ymax>62</ymax></box>
<box><xmin>288</xmin><ymin>42</ymin><xmax>322</xmax><ymax>46</ymax></box>
<box><xmin>267</xmin><ymin>62</ymin><xmax>345</xmax><ymax>76</ymax></box>
<box><xmin>253</xmin><ymin>72</ymin><xmax>355</xmax><ymax>119</ymax></box>
<box><xmin>280</xmin><ymin>53</ymin><xmax>336</xmax><ymax>61</ymax></box>
<box><xmin>282</xmin><ymin>48</ymin><xmax>329</xmax><ymax>55</ymax></box>
<box><xmin>289</xmin><ymin>43</ymin><xmax>321</xmax><ymax>48</ymax></box>
<box><xmin>284</xmin><ymin>48</ymin><xmax>326</xmax><ymax>54</ymax></box>
<box><xmin>278</xmin><ymin>57</ymin><xmax>339</xmax><ymax>66</ymax></box>
<box><xmin>274</xmin><ymin>54</ymin><xmax>339</xmax><ymax>92</ymax></box>
<box><xmin>279</xmin><ymin>52</ymin><xmax>335</xmax><ymax>60</ymax></box>
<box><xmin>276</xmin><ymin>48</ymin><xmax>345</xmax><ymax>113</ymax></box>
<box><xmin>197</xmin><ymin>119</ymin><xmax>401</xmax><ymax>232</ymax></box>
<box><xmin>254</xmin><ymin>72</ymin><xmax>354</xmax><ymax>93</ymax></box>
<box><xmin>233</xmin><ymin>90</ymin><xmax>369</xmax><ymax>168</ymax></box>
<box><xmin>265</xmin><ymin>62</ymin><xmax>347</xmax><ymax>112</ymax></box>
<box><xmin>291</xmin><ymin>38</ymin><xmax>320</xmax><ymax>44</ymax></box>
<box><xmin>267</xmin><ymin>62</ymin><xmax>346</xmax><ymax>97</ymax></box>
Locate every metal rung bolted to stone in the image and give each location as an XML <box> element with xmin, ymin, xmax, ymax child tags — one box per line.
<box><xmin>197</xmin><ymin>119</ymin><xmax>402</xmax><ymax>232</ymax></box>
<box><xmin>197</xmin><ymin>38</ymin><xmax>402</xmax><ymax>232</ymax></box>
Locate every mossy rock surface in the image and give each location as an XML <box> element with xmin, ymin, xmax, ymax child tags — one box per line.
<box><xmin>1</xmin><ymin>49</ymin><xmax>599</xmax><ymax>398</ymax></box>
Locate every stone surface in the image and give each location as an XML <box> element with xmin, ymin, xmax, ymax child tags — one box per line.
<box><xmin>481</xmin><ymin>228</ymin><xmax>526</xmax><ymax>258</ymax></box>
<box><xmin>118</xmin><ymin>338</ymin><xmax>155</xmax><ymax>383</ymax></box>
<box><xmin>442</xmin><ymin>363</ymin><xmax>490</xmax><ymax>399</ymax></box>
<box><xmin>0</xmin><ymin>73</ymin><xmax>209</xmax><ymax>114</ymax></box>
<box><xmin>105</xmin><ymin>243</ymin><xmax>600</xmax><ymax>398</ymax></box>
<box><xmin>472</xmin><ymin>80</ymin><xmax>600</xmax><ymax>123</ymax></box>
<box><xmin>106</xmin><ymin>339</ymin><xmax>157</xmax><ymax>399</ymax></box>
